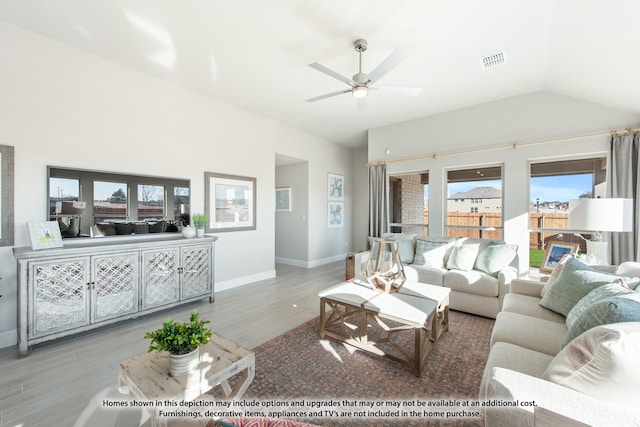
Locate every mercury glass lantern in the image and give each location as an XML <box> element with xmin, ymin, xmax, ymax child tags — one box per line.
<box><xmin>365</xmin><ymin>239</ymin><xmax>407</xmax><ymax>293</ymax></box>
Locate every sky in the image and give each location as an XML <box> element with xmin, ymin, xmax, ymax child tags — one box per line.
<box><xmin>425</xmin><ymin>173</ymin><xmax>593</xmax><ymax>203</ymax></box>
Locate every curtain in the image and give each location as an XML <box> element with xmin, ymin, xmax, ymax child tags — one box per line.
<box><xmin>368</xmin><ymin>163</ymin><xmax>388</xmax><ymax>239</ymax></box>
<box><xmin>609</xmin><ymin>132</ymin><xmax>640</xmax><ymax>263</ymax></box>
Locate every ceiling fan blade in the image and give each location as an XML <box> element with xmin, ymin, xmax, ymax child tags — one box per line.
<box><xmin>367</xmin><ymin>49</ymin><xmax>408</xmax><ymax>84</ymax></box>
<box><xmin>370</xmin><ymin>85</ymin><xmax>422</xmax><ymax>96</ymax></box>
<box><xmin>306</xmin><ymin>89</ymin><xmax>351</xmax><ymax>103</ymax></box>
<box><xmin>308</xmin><ymin>62</ymin><xmax>355</xmax><ymax>86</ymax></box>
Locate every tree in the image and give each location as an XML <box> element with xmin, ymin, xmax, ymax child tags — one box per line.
<box><xmin>109</xmin><ymin>188</ymin><xmax>126</xmax><ymax>202</ymax></box>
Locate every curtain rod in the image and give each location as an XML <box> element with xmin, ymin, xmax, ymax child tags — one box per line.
<box><xmin>368</xmin><ymin>127</ymin><xmax>640</xmax><ymax>166</ymax></box>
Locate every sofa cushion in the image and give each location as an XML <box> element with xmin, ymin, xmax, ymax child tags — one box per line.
<box><xmin>565</xmin><ymin>281</ymin><xmax>635</xmax><ymax>330</ymax></box>
<box><xmin>562</xmin><ymin>291</ymin><xmax>640</xmax><ymax>347</ymax></box>
<box><xmin>543</xmin><ymin>322</ymin><xmax>640</xmax><ymax>406</ymax></box>
<box><xmin>412</xmin><ymin>239</ymin><xmax>448</xmax><ymax>267</ymax></box>
<box><xmin>490</xmin><ymin>311</ymin><xmax>567</xmax><ymax>355</ymax></box>
<box><xmin>501</xmin><ymin>293</ymin><xmax>565</xmax><ymax>324</ymax></box>
<box><xmin>403</xmin><ymin>264</ymin><xmax>446</xmax><ymax>286</ymax></box>
<box><xmin>474</xmin><ymin>243</ymin><xmax>518</xmax><ymax>277</ymax></box>
<box><xmin>539</xmin><ymin>257</ymin><xmax>628</xmax><ymax>316</ymax></box>
<box><xmin>444</xmin><ymin>269</ymin><xmax>499</xmax><ymax>297</ymax></box>
<box><xmin>446</xmin><ymin>241</ymin><xmax>480</xmax><ymax>271</ymax></box>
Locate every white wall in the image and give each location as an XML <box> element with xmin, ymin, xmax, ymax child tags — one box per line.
<box><xmin>275</xmin><ymin>161</ymin><xmax>309</xmax><ymax>265</ymax></box>
<box><xmin>365</xmin><ymin>91</ymin><xmax>639</xmax><ymax>272</ymax></box>
<box><xmin>0</xmin><ymin>22</ymin><xmax>352</xmax><ymax>347</ymax></box>
<box><xmin>352</xmin><ymin>146</ymin><xmax>369</xmax><ymax>252</ymax></box>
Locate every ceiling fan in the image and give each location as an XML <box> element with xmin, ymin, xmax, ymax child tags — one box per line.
<box><xmin>306</xmin><ymin>39</ymin><xmax>422</xmax><ymax>107</ymax></box>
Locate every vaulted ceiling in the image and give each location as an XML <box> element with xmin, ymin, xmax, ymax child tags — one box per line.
<box><xmin>1</xmin><ymin>0</ymin><xmax>638</xmax><ymax>148</ymax></box>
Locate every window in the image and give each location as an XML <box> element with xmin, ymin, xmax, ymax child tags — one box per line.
<box><xmin>529</xmin><ymin>157</ymin><xmax>606</xmax><ymax>256</ymax></box>
<box><xmin>174</xmin><ymin>186</ymin><xmax>190</xmax><ymax>226</ymax></box>
<box><xmin>94</xmin><ymin>181</ymin><xmax>128</xmax><ymax>222</ymax></box>
<box><xmin>138</xmin><ymin>184</ymin><xmax>165</xmax><ymax>220</ymax></box>
<box><xmin>388</xmin><ymin>172</ymin><xmax>429</xmax><ymax>235</ymax></box>
<box><xmin>446</xmin><ymin>166</ymin><xmax>502</xmax><ymax>239</ymax></box>
<box><xmin>49</xmin><ymin>177</ymin><xmax>79</xmax><ymax>216</ymax></box>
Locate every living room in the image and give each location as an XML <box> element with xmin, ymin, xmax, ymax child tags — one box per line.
<box><xmin>1</xmin><ymin>1</ymin><xmax>640</xmax><ymax>426</ymax></box>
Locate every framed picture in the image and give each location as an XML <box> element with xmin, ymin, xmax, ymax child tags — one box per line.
<box><xmin>0</xmin><ymin>145</ymin><xmax>14</xmax><ymax>247</ymax></box>
<box><xmin>328</xmin><ymin>202</ymin><xmax>343</xmax><ymax>228</ymax></box>
<box><xmin>28</xmin><ymin>221</ymin><xmax>63</xmax><ymax>250</ymax></box>
<box><xmin>540</xmin><ymin>241</ymin><xmax>579</xmax><ymax>272</ymax></box>
<box><xmin>275</xmin><ymin>187</ymin><xmax>291</xmax><ymax>212</ymax></box>
<box><xmin>205</xmin><ymin>172</ymin><xmax>256</xmax><ymax>232</ymax></box>
<box><xmin>328</xmin><ymin>173</ymin><xmax>344</xmax><ymax>200</ymax></box>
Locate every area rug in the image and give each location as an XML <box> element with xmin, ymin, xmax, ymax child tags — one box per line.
<box><xmin>236</xmin><ymin>310</ymin><xmax>494</xmax><ymax>427</ymax></box>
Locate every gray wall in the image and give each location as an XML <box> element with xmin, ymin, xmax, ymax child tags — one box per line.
<box><xmin>275</xmin><ymin>161</ymin><xmax>309</xmax><ymax>265</ymax></box>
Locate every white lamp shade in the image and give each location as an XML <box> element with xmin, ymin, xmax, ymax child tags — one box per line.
<box><xmin>568</xmin><ymin>198</ymin><xmax>633</xmax><ymax>232</ymax></box>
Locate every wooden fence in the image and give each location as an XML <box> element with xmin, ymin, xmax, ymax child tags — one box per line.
<box><xmin>422</xmin><ymin>212</ymin><xmax>570</xmax><ymax>249</ymax></box>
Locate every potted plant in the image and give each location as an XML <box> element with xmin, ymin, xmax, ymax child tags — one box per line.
<box><xmin>192</xmin><ymin>213</ymin><xmax>208</xmax><ymax>237</ymax></box>
<box><xmin>144</xmin><ymin>309</ymin><xmax>213</xmax><ymax>376</ymax></box>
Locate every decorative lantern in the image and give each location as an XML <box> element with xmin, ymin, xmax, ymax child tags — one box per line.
<box><xmin>365</xmin><ymin>239</ymin><xmax>407</xmax><ymax>293</ymax></box>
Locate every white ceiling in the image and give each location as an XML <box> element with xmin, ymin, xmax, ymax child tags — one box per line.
<box><xmin>1</xmin><ymin>0</ymin><xmax>639</xmax><ymax>148</ymax></box>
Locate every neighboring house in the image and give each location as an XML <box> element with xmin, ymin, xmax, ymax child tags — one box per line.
<box><xmin>448</xmin><ymin>187</ymin><xmax>502</xmax><ymax>213</ymax></box>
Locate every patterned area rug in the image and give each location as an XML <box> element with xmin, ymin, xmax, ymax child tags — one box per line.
<box><xmin>239</xmin><ymin>310</ymin><xmax>494</xmax><ymax>427</ymax></box>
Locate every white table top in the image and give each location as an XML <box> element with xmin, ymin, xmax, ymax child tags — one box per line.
<box><xmin>319</xmin><ymin>280</ymin><xmax>450</xmax><ymax>325</ymax></box>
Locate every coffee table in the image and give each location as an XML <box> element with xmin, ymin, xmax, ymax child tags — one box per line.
<box><xmin>119</xmin><ymin>333</ymin><xmax>255</xmax><ymax>427</ymax></box>
<box><xmin>319</xmin><ymin>280</ymin><xmax>450</xmax><ymax>377</ymax></box>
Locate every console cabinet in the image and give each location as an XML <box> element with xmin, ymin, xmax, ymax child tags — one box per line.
<box><xmin>14</xmin><ymin>235</ymin><xmax>216</xmax><ymax>356</ymax></box>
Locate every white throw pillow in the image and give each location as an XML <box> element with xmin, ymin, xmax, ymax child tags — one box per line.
<box><xmin>446</xmin><ymin>242</ymin><xmax>480</xmax><ymax>271</ymax></box>
<box><xmin>542</xmin><ymin>322</ymin><xmax>640</xmax><ymax>406</ymax></box>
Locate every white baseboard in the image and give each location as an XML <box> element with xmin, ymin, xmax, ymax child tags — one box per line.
<box><xmin>0</xmin><ymin>329</ymin><xmax>17</xmax><ymax>349</ymax></box>
<box><xmin>276</xmin><ymin>253</ymin><xmax>347</xmax><ymax>269</ymax></box>
<box><xmin>215</xmin><ymin>270</ymin><xmax>276</xmax><ymax>292</ymax></box>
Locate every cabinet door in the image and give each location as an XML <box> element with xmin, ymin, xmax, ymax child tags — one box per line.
<box><xmin>91</xmin><ymin>252</ymin><xmax>139</xmax><ymax>322</ymax></box>
<box><xmin>180</xmin><ymin>244</ymin><xmax>212</xmax><ymax>300</ymax></box>
<box><xmin>29</xmin><ymin>258</ymin><xmax>90</xmax><ymax>338</ymax></box>
<box><xmin>141</xmin><ymin>248</ymin><xmax>179</xmax><ymax>309</ymax></box>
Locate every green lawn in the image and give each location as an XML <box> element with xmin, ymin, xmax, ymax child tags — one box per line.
<box><xmin>529</xmin><ymin>249</ymin><xmax>544</xmax><ymax>267</ymax></box>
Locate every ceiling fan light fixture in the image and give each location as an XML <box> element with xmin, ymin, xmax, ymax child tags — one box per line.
<box><xmin>352</xmin><ymin>86</ymin><xmax>368</xmax><ymax>98</ymax></box>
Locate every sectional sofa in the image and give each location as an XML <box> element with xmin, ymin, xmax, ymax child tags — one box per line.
<box><xmin>353</xmin><ymin>233</ymin><xmax>519</xmax><ymax>318</ymax></box>
<box><xmin>480</xmin><ymin>256</ymin><xmax>640</xmax><ymax>426</ymax></box>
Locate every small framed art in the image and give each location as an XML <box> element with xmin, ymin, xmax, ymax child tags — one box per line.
<box><xmin>540</xmin><ymin>241</ymin><xmax>579</xmax><ymax>272</ymax></box>
<box><xmin>328</xmin><ymin>173</ymin><xmax>343</xmax><ymax>200</ymax></box>
<box><xmin>328</xmin><ymin>202</ymin><xmax>343</xmax><ymax>228</ymax></box>
<box><xmin>275</xmin><ymin>187</ymin><xmax>291</xmax><ymax>212</ymax></box>
<box><xmin>28</xmin><ymin>221</ymin><xmax>63</xmax><ymax>250</ymax></box>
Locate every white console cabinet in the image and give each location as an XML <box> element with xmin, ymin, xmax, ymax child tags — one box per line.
<box><xmin>14</xmin><ymin>235</ymin><xmax>216</xmax><ymax>356</ymax></box>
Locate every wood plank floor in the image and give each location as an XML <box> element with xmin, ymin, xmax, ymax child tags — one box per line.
<box><xmin>0</xmin><ymin>262</ymin><xmax>345</xmax><ymax>427</ymax></box>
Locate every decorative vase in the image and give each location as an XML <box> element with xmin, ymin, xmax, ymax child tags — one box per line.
<box><xmin>169</xmin><ymin>347</ymin><xmax>200</xmax><ymax>377</ymax></box>
<box><xmin>181</xmin><ymin>226</ymin><xmax>196</xmax><ymax>238</ymax></box>
<box><xmin>196</xmin><ymin>227</ymin><xmax>205</xmax><ymax>238</ymax></box>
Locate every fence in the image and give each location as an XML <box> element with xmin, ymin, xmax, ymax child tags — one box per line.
<box><xmin>422</xmin><ymin>211</ymin><xmax>570</xmax><ymax>248</ymax></box>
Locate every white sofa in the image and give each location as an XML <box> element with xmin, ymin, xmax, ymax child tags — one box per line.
<box><xmin>354</xmin><ymin>234</ymin><xmax>519</xmax><ymax>318</ymax></box>
<box><xmin>480</xmin><ymin>258</ymin><xmax>640</xmax><ymax>427</ymax></box>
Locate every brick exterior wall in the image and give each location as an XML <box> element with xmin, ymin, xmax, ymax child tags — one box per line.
<box><xmin>397</xmin><ymin>174</ymin><xmax>425</xmax><ymax>235</ymax></box>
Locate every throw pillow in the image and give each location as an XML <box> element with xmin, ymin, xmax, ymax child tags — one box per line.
<box><xmin>473</xmin><ymin>243</ymin><xmax>518</xmax><ymax>277</ymax></box>
<box><xmin>446</xmin><ymin>242</ymin><xmax>480</xmax><ymax>271</ymax></box>
<box><xmin>413</xmin><ymin>240</ymin><xmax>448</xmax><ymax>267</ymax></box>
<box><xmin>540</xmin><ymin>254</ymin><xmax>572</xmax><ymax>297</ymax></box>
<box><xmin>616</xmin><ymin>262</ymin><xmax>640</xmax><ymax>289</ymax></box>
<box><xmin>565</xmin><ymin>281</ymin><xmax>634</xmax><ymax>330</ymax></box>
<box><xmin>562</xmin><ymin>291</ymin><xmax>640</xmax><ymax>347</ymax></box>
<box><xmin>384</xmin><ymin>235</ymin><xmax>415</xmax><ymax>264</ymax></box>
<box><xmin>543</xmin><ymin>322</ymin><xmax>640</xmax><ymax>406</ymax></box>
<box><xmin>539</xmin><ymin>257</ymin><xmax>628</xmax><ymax>316</ymax></box>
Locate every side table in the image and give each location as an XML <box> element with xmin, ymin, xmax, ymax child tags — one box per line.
<box><xmin>119</xmin><ymin>333</ymin><xmax>255</xmax><ymax>427</ymax></box>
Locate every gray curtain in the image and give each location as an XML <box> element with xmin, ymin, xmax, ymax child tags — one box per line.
<box><xmin>609</xmin><ymin>132</ymin><xmax>640</xmax><ymax>263</ymax></box>
<box><xmin>368</xmin><ymin>163</ymin><xmax>388</xmax><ymax>238</ymax></box>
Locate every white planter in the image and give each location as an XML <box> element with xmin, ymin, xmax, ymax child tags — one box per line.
<box><xmin>181</xmin><ymin>226</ymin><xmax>196</xmax><ymax>238</ymax></box>
<box><xmin>196</xmin><ymin>228</ymin><xmax>205</xmax><ymax>237</ymax></box>
<box><xmin>169</xmin><ymin>347</ymin><xmax>200</xmax><ymax>377</ymax></box>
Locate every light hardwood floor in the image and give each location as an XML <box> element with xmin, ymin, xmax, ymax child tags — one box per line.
<box><xmin>0</xmin><ymin>262</ymin><xmax>345</xmax><ymax>427</ymax></box>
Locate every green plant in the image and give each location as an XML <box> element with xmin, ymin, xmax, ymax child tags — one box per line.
<box><xmin>192</xmin><ymin>213</ymin><xmax>208</xmax><ymax>229</ymax></box>
<box><xmin>144</xmin><ymin>310</ymin><xmax>212</xmax><ymax>355</ymax></box>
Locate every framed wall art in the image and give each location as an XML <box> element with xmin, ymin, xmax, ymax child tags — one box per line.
<box><xmin>0</xmin><ymin>145</ymin><xmax>14</xmax><ymax>247</ymax></box>
<box><xmin>328</xmin><ymin>173</ymin><xmax>343</xmax><ymax>200</ymax></box>
<box><xmin>275</xmin><ymin>187</ymin><xmax>291</xmax><ymax>212</ymax></box>
<box><xmin>28</xmin><ymin>221</ymin><xmax>63</xmax><ymax>250</ymax></box>
<box><xmin>328</xmin><ymin>202</ymin><xmax>343</xmax><ymax>228</ymax></box>
<box><xmin>205</xmin><ymin>172</ymin><xmax>256</xmax><ymax>232</ymax></box>
<box><xmin>540</xmin><ymin>241</ymin><xmax>579</xmax><ymax>272</ymax></box>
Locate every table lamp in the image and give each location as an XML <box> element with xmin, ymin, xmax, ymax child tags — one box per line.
<box><xmin>568</xmin><ymin>198</ymin><xmax>633</xmax><ymax>265</ymax></box>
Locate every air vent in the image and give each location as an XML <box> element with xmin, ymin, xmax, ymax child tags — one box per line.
<box><xmin>480</xmin><ymin>51</ymin><xmax>506</xmax><ymax>70</ymax></box>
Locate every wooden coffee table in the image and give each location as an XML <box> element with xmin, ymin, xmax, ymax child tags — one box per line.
<box><xmin>119</xmin><ymin>333</ymin><xmax>254</xmax><ymax>427</ymax></box>
<box><xmin>319</xmin><ymin>280</ymin><xmax>450</xmax><ymax>377</ymax></box>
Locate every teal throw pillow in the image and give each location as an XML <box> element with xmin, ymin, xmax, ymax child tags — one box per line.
<box><xmin>562</xmin><ymin>292</ymin><xmax>640</xmax><ymax>347</ymax></box>
<box><xmin>565</xmin><ymin>281</ymin><xmax>634</xmax><ymax>330</ymax></box>
<box><xmin>384</xmin><ymin>235</ymin><xmax>415</xmax><ymax>264</ymax></box>
<box><xmin>539</xmin><ymin>257</ymin><xmax>630</xmax><ymax>316</ymax></box>
<box><xmin>474</xmin><ymin>243</ymin><xmax>518</xmax><ymax>277</ymax></box>
<box><xmin>413</xmin><ymin>240</ymin><xmax>448</xmax><ymax>267</ymax></box>
<box><xmin>446</xmin><ymin>242</ymin><xmax>480</xmax><ymax>271</ymax></box>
